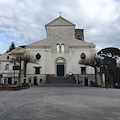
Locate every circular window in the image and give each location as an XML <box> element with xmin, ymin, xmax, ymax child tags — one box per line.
<box><xmin>80</xmin><ymin>53</ymin><xmax>86</xmax><ymax>59</ymax></box>
<box><xmin>36</xmin><ymin>53</ymin><xmax>41</xmax><ymax>60</ymax></box>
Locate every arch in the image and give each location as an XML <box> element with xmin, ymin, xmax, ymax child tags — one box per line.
<box><xmin>56</xmin><ymin>44</ymin><xmax>60</xmax><ymax>53</ymax></box>
<box><xmin>61</xmin><ymin>43</ymin><xmax>65</xmax><ymax>53</ymax></box>
<box><xmin>55</xmin><ymin>57</ymin><xmax>66</xmax><ymax>77</ymax></box>
<box><xmin>55</xmin><ymin>57</ymin><xmax>66</xmax><ymax>62</ymax></box>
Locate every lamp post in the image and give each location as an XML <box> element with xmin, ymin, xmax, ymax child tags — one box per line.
<box><xmin>94</xmin><ymin>58</ymin><xmax>98</xmax><ymax>86</ymax></box>
<box><xmin>17</xmin><ymin>57</ymin><xmax>22</xmax><ymax>85</ymax></box>
<box><xmin>100</xmin><ymin>61</ymin><xmax>104</xmax><ymax>87</ymax></box>
<box><xmin>11</xmin><ymin>57</ymin><xmax>21</xmax><ymax>85</ymax></box>
<box><xmin>11</xmin><ymin>58</ymin><xmax>17</xmax><ymax>84</ymax></box>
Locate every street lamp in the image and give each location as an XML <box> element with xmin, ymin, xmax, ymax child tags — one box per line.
<box><xmin>17</xmin><ymin>57</ymin><xmax>22</xmax><ymax>85</ymax></box>
<box><xmin>10</xmin><ymin>57</ymin><xmax>21</xmax><ymax>85</ymax></box>
<box><xmin>11</xmin><ymin>58</ymin><xmax>17</xmax><ymax>84</ymax></box>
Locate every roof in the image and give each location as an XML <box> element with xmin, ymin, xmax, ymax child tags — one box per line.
<box><xmin>27</xmin><ymin>16</ymin><xmax>95</xmax><ymax>48</ymax></box>
<box><xmin>0</xmin><ymin>47</ymin><xmax>25</xmax><ymax>62</ymax></box>
<box><xmin>9</xmin><ymin>47</ymin><xmax>25</xmax><ymax>55</ymax></box>
<box><xmin>26</xmin><ymin>38</ymin><xmax>95</xmax><ymax>49</ymax></box>
<box><xmin>46</xmin><ymin>16</ymin><xmax>75</xmax><ymax>26</ymax></box>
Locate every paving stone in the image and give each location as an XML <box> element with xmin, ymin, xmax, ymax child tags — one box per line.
<box><xmin>0</xmin><ymin>87</ymin><xmax>120</xmax><ymax>120</ymax></box>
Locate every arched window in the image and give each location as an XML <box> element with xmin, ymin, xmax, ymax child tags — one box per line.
<box><xmin>5</xmin><ymin>64</ymin><xmax>9</xmax><ymax>70</ymax></box>
<box><xmin>61</xmin><ymin>44</ymin><xmax>64</xmax><ymax>53</ymax></box>
<box><xmin>56</xmin><ymin>44</ymin><xmax>60</xmax><ymax>53</ymax></box>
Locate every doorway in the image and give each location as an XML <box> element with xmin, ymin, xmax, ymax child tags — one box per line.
<box><xmin>8</xmin><ymin>77</ymin><xmax>12</xmax><ymax>84</ymax></box>
<box><xmin>57</xmin><ymin>65</ymin><xmax>64</xmax><ymax>76</ymax></box>
<box><xmin>85</xmin><ymin>77</ymin><xmax>88</xmax><ymax>86</ymax></box>
<box><xmin>34</xmin><ymin>77</ymin><xmax>37</xmax><ymax>85</ymax></box>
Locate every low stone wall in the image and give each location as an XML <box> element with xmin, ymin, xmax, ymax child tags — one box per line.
<box><xmin>75</xmin><ymin>74</ymin><xmax>101</xmax><ymax>86</ymax></box>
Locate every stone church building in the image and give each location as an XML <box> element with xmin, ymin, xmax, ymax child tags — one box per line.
<box><xmin>0</xmin><ymin>16</ymin><xmax>101</xmax><ymax>86</ymax></box>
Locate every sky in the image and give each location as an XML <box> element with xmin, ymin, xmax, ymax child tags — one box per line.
<box><xmin>0</xmin><ymin>0</ymin><xmax>120</xmax><ymax>54</ymax></box>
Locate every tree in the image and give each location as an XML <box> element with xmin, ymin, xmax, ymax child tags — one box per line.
<box><xmin>97</xmin><ymin>47</ymin><xmax>120</xmax><ymax>87</ymax></box>
<box><xmin>79</xmin><ymin>55</ymin><xmax>100</xmax><ymax>86</ymax></box>
<box><xmin>117</xmin><ymin>61</ymin><xmax>120</xmax><ymax>87</ymax></box>
<box><xmin>22</xmin><ymin>53</ymin><xmax>38</xmax><ymax>82</ymax></box>
<box><xmin>97</xmin><ymin>47</ymin><xmax>120</xmax><ymax>61</ymax></box>
<box><xmin>6</xmin><ymin>41</ymin><xmax>16</xmax><ymax>53</ymax></box>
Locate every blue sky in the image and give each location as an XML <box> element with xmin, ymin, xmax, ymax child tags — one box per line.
<box><xmin>0</xmin><ymin>0</ymin><xmax>120</xmax><ymax>54</ymax></box>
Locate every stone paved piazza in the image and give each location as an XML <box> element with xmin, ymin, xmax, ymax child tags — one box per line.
<box><xmin>0</xmin><ymin>87</ymin><xmax>120</xmax><ymax>120</ymax></box>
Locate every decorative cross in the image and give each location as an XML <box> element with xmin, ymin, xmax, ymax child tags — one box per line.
<box><xmin>60</xmin><ymin>12</ymin><xmax>61</xmax><ymax>16</ymax></box>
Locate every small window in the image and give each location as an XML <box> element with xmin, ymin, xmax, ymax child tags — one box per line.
<box><xmin>80</xmin><ymin>53</ymin><xmax>86</xmax><ymax>59</ymax></box>
<box><xmin>5</xmin><ymin>64</ymin><xmax>9</xmax><ymax>70</ymax></box>
<box><xmin>56</xmin><ymin>44</ymin><xmax>60</xmax><ymax>53</ymax></box>
<box><xmin>13</xmin><ymin>66</ymin><xmax>20</xmax><ymax>70</ymax></box>
<box><xmin>36</xmin><ymin>53</ymin><xmax>41</xmax><ymax>60</ymax></box>
<box><xmin>81</xmin><ymin>67</ymin><xmax>86</xmax><ymax>74</ymax></box>
<box><xmin>7</xmin><ymin>56</ymin><xmax>9</xmax><ymax>59</ymax></box>
<box><xmin>35</xmin><ymin>68</ymin><xmax>40</xmax><ymax>74</ymax></box>
<box><xmin>61</xmin><ymin>44</ymin><xmax>64</xmax><ymax>53</ymax></box>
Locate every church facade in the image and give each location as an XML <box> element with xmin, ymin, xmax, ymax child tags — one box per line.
<box><xmin>0</xmin><ymin>16</ymin><xmax>101</xmax><ymax>86</ymax></box>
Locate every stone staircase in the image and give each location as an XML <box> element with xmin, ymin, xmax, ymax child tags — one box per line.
<box><xmin>50</xmin><ymin>76</ymin><xmax>75</xmax><ymax>83</ymax></box>
<box><xmin>40</xmin><ymin>76</ymin><xmax>82</xmax><ymax>87</ymax></box>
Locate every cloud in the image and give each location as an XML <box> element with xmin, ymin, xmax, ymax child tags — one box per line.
<box><xmin>75</xmin><ymin>0</ymin><xmax>120</xmax><ymax>51</ymax></box>
<box><xmin>0</xmin><ymin>0</ymin><xmax>120</xmax><ymax>54</ymax></box>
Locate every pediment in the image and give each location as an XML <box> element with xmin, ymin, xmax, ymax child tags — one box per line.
<box><xmin>46</xmin><ymin>16</ymin><xmax>75</xmax><ymax>26</ymax></box>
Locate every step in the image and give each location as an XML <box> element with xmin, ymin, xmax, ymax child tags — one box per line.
<box><xmin>46</xmin><ymin>76</ymin><xmax>76</xmax><ymax>83</ymax></box>
<box><xmin>40</xmin><ymin>83</ymin><xmax>82</xmax><ymax>87</ymax></box>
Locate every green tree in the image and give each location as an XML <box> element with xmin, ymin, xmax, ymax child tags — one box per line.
<box><xmin>79</xmin><ymin>56</ymin><xmax>100</xmax><ymax>86</ymax></box>
<box><xmin>97</xmin><ymin>47</ymin><xmax>120</xmax><ymax>61</ymax></box>
<box><xmin>97</xmin><ymin>47</ymin><xmax>120</xmax><ymax>87</ymax></box>
<box><xmin>6</xmin><ymin>41</ymin><xmax>16</xmax><ymax>53</ymax></box>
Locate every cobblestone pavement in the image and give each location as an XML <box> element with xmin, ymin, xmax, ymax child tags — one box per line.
<box><xmin>0</xmin><ymin>87</ymin><xmax>120</xmax><ymax>120</ymax></box>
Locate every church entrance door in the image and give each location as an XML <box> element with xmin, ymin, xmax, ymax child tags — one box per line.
<box><xmin>57</xmin><ymin>65</ymin><xmax>64</xmax><ymax>76</ymax></box>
